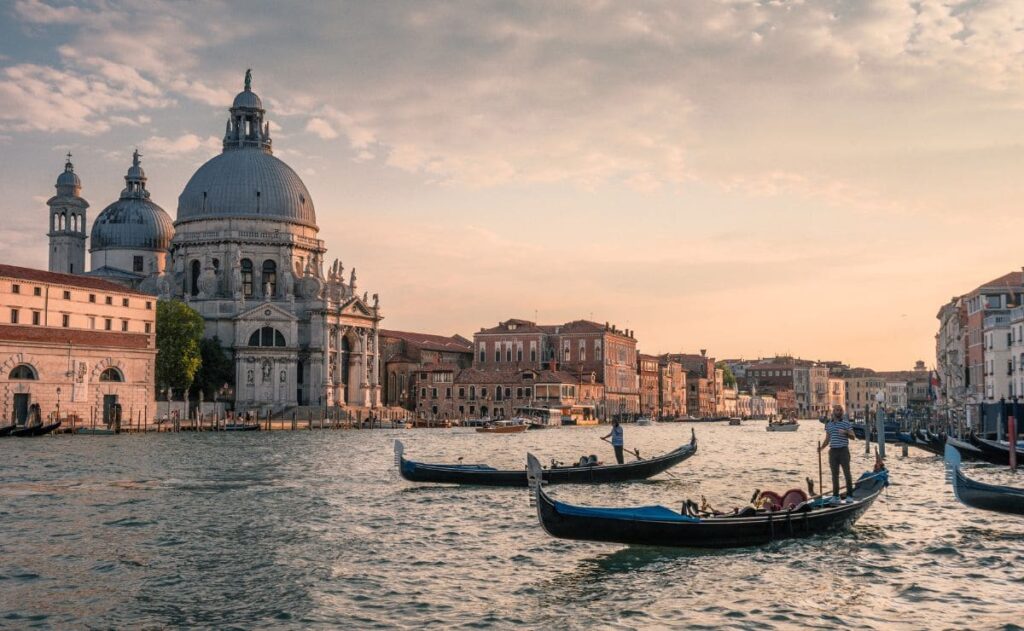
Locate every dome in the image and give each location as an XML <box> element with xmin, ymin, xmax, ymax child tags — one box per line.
<box><xmin>232</xmin><ymin>89</ymin><xmax>263</xmax><ymax>110</ymax></box>
<box><xmin>90</xmin><ymin>150</ymin><xmax>174</xmax><ymax>251</ymax></box>
<box><xmin>55</xmin><ymin>154</ymin><xmax>81</xmax><ymax>193</ymax></box>
<box><xmin>91</xmin><ymin>198</ymin><xmax>175</xmax><ymax>251</ymax></box>
<box><xmin>176</xmin><ymin>146</ymin><xmax>317</xmax><ymax>229</ymax></box>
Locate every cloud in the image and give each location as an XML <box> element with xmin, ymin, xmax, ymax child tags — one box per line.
<box><xmin>142</xmin><ymin>133</ymin><xmax>221</xmax><ymax>156</ymax></box>
<box><xmin>305</xmin><ymin>117</ymin><xmax>339</xmax><ymax>139</ymax></box>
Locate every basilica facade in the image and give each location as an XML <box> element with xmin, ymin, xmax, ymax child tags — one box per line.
<box><xmin>43</xmin><ymin>72</ymin><xmax>383</xmax><ymax>413</ymax></box>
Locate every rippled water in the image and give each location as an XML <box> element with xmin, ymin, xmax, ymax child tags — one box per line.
<box><xmin>1</xmin><ymin>423</ymin><xmax>1022</xmax><ymax>629</ymax></box>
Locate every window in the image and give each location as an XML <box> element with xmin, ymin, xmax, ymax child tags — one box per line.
<box><xmin>524</xmin><ymin>387</ymin><xmax>532</xmax><ymax>398</ymax></box>
<box><xmin>517</xmin><ymin>347</ymin><xmax>523</xmax><ymax>362</ymax></box>
<box><xmin>479</xmin><ymin>342</ymin><xmax>485</xmax><ymax>364</ymax></box>
<box><xmin>144</xmin><ymin>322</ymin><xmax>152</xmax><ymax>333</ymax></box>
<box><xmin>121</xmin><ymin>320</ymin><xmax>129</xmax><ymax>332</ymax></box>
<box><xmin>105</xmin><ymin>296</ymin><xmax>112</xmax><ymax>305</ymax></box>
<box><xmin>469</xmin><ymin>386</ymin><xmax>476</xmax><ymax>400</ymax></box>
<box><xmin>446</xmin><ymin>387</ymin><xmax>452</xmax><ymax>399</ymax></box>
<box><xmin>145</xmin><ymin>301</ymin><xmax>152</xmax><ymax>310</ymax></box>
<box><xmin>530</xmin><ymin>348</ymin><xmax>537</xmax><ymax>362</ymax></box>
<box><xmin>63</xmin><ymin>290</ymin><xmax>71</xmax><ymax>300</ymax></box>
<box><xmin>247</xmin><ymin>326</ymin><xmax>286</xmax><ymax>347</ymax></box>
<box><xmin>481</xmin><ymin>387</ymin><xmax>488</xmax><ymax>399</ymax></box>
<box><xmin>241</xmin><ymin>259</ymin><xmax>254</xmax><ymax>297</ymax></box>
<box><xmin>261</xmin><ymin>260</ymin><xmax>277</xmax><ymax>297</ymax></box>
<box><xmin>420</xmin><ymin>387</ymin><xmax>427</xmax><ymax>398</ymax></box>
<box><xmin>105</xmin><ymin>318</ymin><xmax>112</xmax><ymax>330</ymax></box>
<box><xmin>517</xmin><ymin>387</ymin><xmax>523</xmax><ymax>398</ymax></box>
<box><xmin>495</xmin><ymin>348</ymin><xmax>501</xmax><ymax>363</ymax></box>
<box><xmin>33</xmin><ymin>287</ymin><xmax>41</xmax><ymax>297</ymax></box>
<box><xmin>506</xmin><ymin>346</ymin><xmax>512</xmax><ymax>362</ymax></box>
<box><xmin>99</xmin><ymin>367</ymin><xmax>123</xmax><ymax>382</ymax></box>
<box><xmin>31</xmin><ymin>311</ymin><xmax>40</xmax><ymax>326</ymax></box>
<box><xmin>431</xmin><ymin>388</ymin><xmax>438</xmax><ymax>399</ymax></box>
<box><xmin>190</xmin><ymin>260</ymin><xmax>201</xmax><ymax>296</ymax></box>
<box><xmin>8</xmin><ymin>364</ymin><xmax>37</xmax><ymax>380</ymax></box>
<box><xmin>122</xmin><ymin>298</ymin><xmax>129</xmax><ymax>307</ymax></box>
<box><xmin>88</xmin><ymin>317</ymin><xmax>95</xmax><ymax>329</ymax></box>
<box><xmin>10</xmin><ymin>309</ymin><xmax>18</xmax><ymax>324</ymax></box>
<box><xmin>496</xmin><ymin>387</ymin><xmax>503</xmax><ymax>401</ymax></box>
<box><xmin>133</xmin><ymin>256</ymin><xmax>144</xmax><ymax>273</ymax></box>
<box><xmin>458</xmin><ymin>387</ymin><xmax>465</xmax><ymax>398</ymax></box>
<box><xmin>579</xmin><ymin>341</ymin><xmax>586</xmax><ymax>362</ymax></box>
<box><xmin>11</xmin><ymin>284</ymin><xmax>19</xmax><ymax>294</ymax></box>
<box><xmin>62</xmin><ymin>314</ymin><xmax>69</xmax><ymax>328</ymax></box>
<box><xmin>88</xmin><ymin>294</ymin><xmax>96</xmax><ymax>303</ymax></box>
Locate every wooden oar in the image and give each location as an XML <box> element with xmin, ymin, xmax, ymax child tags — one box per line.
<box><xmin>601</xmin><ymin>437</ymin><xmax>679</xmax><ymax>480</ymax></box>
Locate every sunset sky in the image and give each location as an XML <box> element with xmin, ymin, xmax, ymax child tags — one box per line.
<box><xmin>2</xmin><ymin>1</ymin><xmax>1023</xmax><ymax>370</ymax></box>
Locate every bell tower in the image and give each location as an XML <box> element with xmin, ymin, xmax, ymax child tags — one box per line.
<box><xmin>47</xmin><ymin>153</ymin><xmax>89</xmax><ymax>274</ymax></box>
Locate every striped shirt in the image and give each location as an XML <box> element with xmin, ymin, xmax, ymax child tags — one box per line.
<box><xmin>825</xmin><ymin>419</ymin><xmax>852</xmax><ymax>449</ymax></box>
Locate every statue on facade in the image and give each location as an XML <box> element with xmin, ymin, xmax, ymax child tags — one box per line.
<box><xmin>261</xmin><ymin>361</ymin><xmax>271</xmax><ymax>383</ymax></box>
<box><xmin>247</xmin><ymin>369</ymin><xmax>254</xmax><ymax>385</ymax></box>
<box><xmin>279</xmin><ymin>247</ymin><xmax>294</xmax><ymax>300</ymax></box>
<box><xmin>232</xmin><ymin>248</ymin><xmax>243</xmax><ymax>300</ymax></box>
<box><xmin>349</xmin><ymin>268</ymin><xmax>357</xmax><ymax>296</ymax></box>
<box><xmin>372</xmin><ymin>293</ymin><xmax>379</xmax><ymax>310</ymax></box>
<box><xmin>263</xmin><ymin>280</ymin><xmax>273</xmax><ymax>300</ymax></box>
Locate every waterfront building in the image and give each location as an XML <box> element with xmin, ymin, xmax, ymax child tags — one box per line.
<box><xmin>960</xmin><ymin>272</ymin><xmax>1024</xmax><ymax>402</ymax></box>
<box><xmin>637</xmin><ymin>353</ymin><xmax>660</xmax><ymax>417</ymax></box>
<box><xmin>828</xmin><ymin>377</ymin><xmax>846</xmax><ymax>412</ymax></box>
<box><xmin>0</xmin><ymin>264</ymin><xmax>156</xmax><ymax>425</ymax></box>
<box><xmin>473</xmin><ymin>318</ymin><xmax>639</xmax><ymax>417</ymax></box>
<box><xmin>844</xmin><ymin>371</ymin><xmax>885</xmax><ymax>420</ymax></box>
<box><xmin>982</xmin><ymin>313</ymin><xmax>1011</xmax><ymax>402</ymax></box>
<box><xmin>664</xmin><ymin>352</ymin><xmax>718</xmax><ymax>418</ymax></box>
<box><xmin>720</xmin><ymin>384</ymin><xmax>738</xmax><ymax>417</ymax></box>
<box><xmin>426</xmin><ymin>366</ymin><xmax>603</xmax><ymax>422</ymax></box>
<box><xmin>794</xmin><ymin>364</ymin><xmax>830</xmax><ymax>417</ymax></box>
<box><xmin>657</xmin><ymin>355</ymin><xmax>687</xmax><ymax>418</ymax></box>
<box><xmin>380</xmin><ymin>330</ymin><xmax>473</xmax><ymax>411</ymax></box>
<box><xmin>935</xmin><ymin>297</ymin><xmax>967</xmax><ymax>421</ymax></box>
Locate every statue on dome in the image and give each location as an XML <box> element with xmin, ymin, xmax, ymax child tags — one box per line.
<box><xmin>244</xmin><ymin>68</ymin><xmax>252</xmax><ymax>91</ymax></box>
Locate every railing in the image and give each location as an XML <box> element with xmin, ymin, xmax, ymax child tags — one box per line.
<box><xmin>176</xmin><ymin>229</ymin><xmax>324</xmax><ymax>249</ymax></box>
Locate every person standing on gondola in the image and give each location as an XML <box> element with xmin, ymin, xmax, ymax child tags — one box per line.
<box><xmin>819</xmin><ymin>405</ymin><xmax>856</xmax><ymax>498</ymax></box>
<box><xmin>603</xmin><ymin>419</ymin><xmax>624</xmax><ymax>464</ymax></box>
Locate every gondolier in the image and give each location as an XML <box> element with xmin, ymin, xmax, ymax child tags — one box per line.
<box><xmin>819</xmin><ymin>406</ymin><xmax>856</xmax><ymax>498</ymax></box>
<box><xmin>603</xmin><ymin>419</ymin><xmax>625</xmax><ymax>464</ymax></box>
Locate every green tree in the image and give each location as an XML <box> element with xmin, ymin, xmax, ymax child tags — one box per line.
<box><xmin>717</xmin><ymin>362</ymin><xmax>737</xmax><ymax>389</ymax></box>
<box><xmin>156</xmin><ymin>300</ymin><xmax>204</xmax><ymax>398</ymax></box>
<box><xmin>191</xmin><ymin>336</ymin><xmax>234</xmax><ymax>400</ymax></box>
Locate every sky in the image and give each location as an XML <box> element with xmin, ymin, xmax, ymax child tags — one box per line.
<box><xmin>1</xmin><ymin>0</ymin><xmax>1023</xmax><ymax>370</ymax></box>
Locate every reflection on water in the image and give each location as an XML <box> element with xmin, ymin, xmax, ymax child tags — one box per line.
<box><xmin>1</xmin><ymin>423</ymin><xmax>1021</xmax><ymax>628</ymax></box>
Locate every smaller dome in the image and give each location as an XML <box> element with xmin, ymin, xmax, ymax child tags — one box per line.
<box><xmin>55</xmin><ymin>154</ymin><xmax>81</xmax><ymax>192</ymax></box>
<box><xmin>91</xmin><ymin>199</ymin><xmax>174</xmax><ymax>251</ymax></box>
<box><xmin>232</xmin><ymin>89</ymin><xmax>263</xmax><ymax>110</ymax></box>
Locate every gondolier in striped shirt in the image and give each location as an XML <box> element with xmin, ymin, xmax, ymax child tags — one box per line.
<box><xmin>819</xmin><ymin>406</ymin><xmax>856</xmax><ymax>498</ymax></box>
<box><xmin>603</xmin><ymin>419</ymin><xmax>625</xmax><ymax>464</ymax></box>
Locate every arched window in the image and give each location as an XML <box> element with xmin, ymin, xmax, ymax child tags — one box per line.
<box><xmin>99</xmin><ymin>367</ymin><xmax>124</xmax><ymax>382</ymax></box>
<box><xmin>262</xmin><ymin>260</ymin><xmax>277</xmax><ymax>298</ymax></box>
<box><xmin>9</xmin><ymin>364</ymin><xmax>37</xmax><ymax>380</ymax></box>
<box><xmin>340</xmin><ymin>335</ymin><xmax>351</xmax><ymax>385</ymax></box>
<box><xmin>190</xmin><ymin>260</ymin><xmax>201</xmax><ymax>296</ymax></box>
<box><xmin>241</xmin><ymin>259</ymin><xmax>254</xmax><ymax>297</ymax></box>
<box><xmin>248</xmin><ymin>326</ymin><xmax>286</xmax><ymax>347</ymax></box>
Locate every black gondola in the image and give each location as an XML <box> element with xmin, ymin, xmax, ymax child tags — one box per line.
<box><xmin>525</xmin><ymin>453</ymin><xmax>888</xmax><ymax>548</ymax></box>
<box><xmin>11</xmin><ymin>421</ymin><xmax>61</xmax><ymax>437</ymax></box>
<box><xmin>967</xmin><ymin>434</ymin><xmax>1024</xmax><ymax>466</ymax></box>
<box><xmin>945</xmin><ymin>444</ymin><xmax>1024</xmax><ymax>516</ymax></box>
<box><xmin>395</xmin><ymin>430</ymin><xmax>697</xmax><ymax>487</ymax></box>
<box><xmin>896</xmin><ymin>430</ymin><xmax>945</xmax><ymax>456</ymax></box>
<box><xmin>945</xmin><ymin>436</ymin><xmax>986</xmax><ymax>462</ymax></box>
<box><xmin>223</xmin><ymin>423</ymin><xmax>261</xmax><ymax>431</ymax></box>
<box><xmin>0</xmin><ymin>423</ymin><xmax>16</xmax><ymax>437</ymax></box>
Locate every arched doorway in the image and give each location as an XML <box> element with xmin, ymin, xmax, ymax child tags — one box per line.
<box><xmin>8</xmin><ymin>363</ymin><xmax>37</xmax><ymax>424</ymax></box>
<box><xmin>339</xmin><ymin>335</ymin><xmax>351</xmax><ymax>404</ymax></box>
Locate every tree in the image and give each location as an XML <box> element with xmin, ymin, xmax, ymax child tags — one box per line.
<box><xmin>191</xmin><ymin>336</ymin><xmax>234</xmax><ymax>400</ymax></box>
<box><xmin>156</xmin><ymin>300</ymin><xmax>204</xmax><ymax>398</ymax></box>
<box><xmin>717</xmin><ymin>362</ymin><xmax>737</xmax><ymax>389</ymax></box>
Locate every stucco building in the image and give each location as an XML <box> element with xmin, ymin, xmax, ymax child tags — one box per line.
<box><xmin>380</xmin><ymin>329</ymin><xmax>473</xmax><ymax>410</ymax></box>
<box><xmin>0</xmin><ymin>264</ymin><xmax>156</xmax><ymax>426</ymax></box>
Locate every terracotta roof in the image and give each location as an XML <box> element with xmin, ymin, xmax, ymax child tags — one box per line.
<box><xmin>978</xmin><ymin>271</ymin><xmax>1024</xmax><ymax>291</ymax></box>
<box><xmin>379</xmin><ymin>329</ymin><xmax>473</xmax><ymax>353</ymax></box>
<box><xmin>0</xmin><ymin>264</ymin><xmax>151</xmax><ymax>296</ymax></box>
<box><xmin>477</xmin><ymin>318</ymin><xmax>633</xmax><ymax>337</ymax></box>
<box><xmin>0</xmin><ymin>324</ymin><xmax>152</xmax><ymax>349</ymax></box>
<box><xmin>477</xmin><ymin>319</ymin><xmax>548</xmax><ymax>335</ymax></box>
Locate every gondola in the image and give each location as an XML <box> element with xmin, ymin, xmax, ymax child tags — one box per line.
<box><xmin>223</xmin><ymin>422</ymin><xmax>261</xmax><ymax>431</ymax></box>
<box><xmin>945</xmin><ymin>436</ymin><xmax>986</xmax><ymax>462</ymax></box>
<box><xmin>395</xmin><ymin>429</ymin><xmax>697</xmax><ymax>487</ymax></box>
<box><xmin>945</xmin><ymin>444</ymin><xmax>1024</xmax><ymax>516</ymax></box>
<box><xmin>0</xmin><ymin>423</ymin><xmax>16</xmax><ymax>437</ymax></box>
<box><xmin>11</xmin><ymin>421</ymin><xmax>61</xmax><ymax>437</ymax></box>
<box><xmin>895</xmin><ymin>430</ymin><xmax>943</xmax><ymax>456</ymax></box>
<box><xmin>75</xmin><ymin>427</ymin><xmax>118</xmax><ymax>435</ymax></box>
<box><xmin>967</xmin><ymin>434</ymin><xmax>1024</xmax><ymax>466</ymax></box>
<box><xmin>526</xmin><ymin>453</ymin><xmax>889</xmax><ymax>548</ymax></box>
<box><xmin>852</xmin><ymin>422</ymin><xmax>900</xmax><ymax>441</ymax></box>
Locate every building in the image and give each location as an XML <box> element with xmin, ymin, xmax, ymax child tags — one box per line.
<box><xmin>665</xmin><ymin>352</ymin><xmax>717</xmax><ymax>418</ymax></box>
<box><xmin>828</xmin><ymin>377</ymin><xmax>846</xmax><ymax>412</ymax></box>
<box><xmin>163</xmin><ymin>73</ymin><xmax>384</xmax><ymax>412</ymax></box>
<box><xmin>962</xmin><ymin>272</ymin><xmax>1024</xmax><ymax>401</ymax></box>
<box><xmin>935</xmin><ymin>297</ymin><xmax>967</xmax><ymax>422</ymax></box>
<box><xmin>379</xmin><ymin>329</ymin><xmax>473</xmax><ymax>410</ymax></box>
<box><xmin>794</xmin><ymin>364</ymin><xmax>830</xmax><ymax>416</ymax></box>
<box><xmin>473</xmin><ymin>318</ymin><xmax>639</xmax><ymax>417</ymax></box>
<box><xmin>657</xmin><ymin>355</ymin><xmax>687</xmax><ymax>418</ymax></box>
<box><xmin>637</xmin><ymin>353</ymin><xmax>660</xmax><ymax>417</ymax></box>
<box><xmin>982</xmin><ymin>313</ymin><xmax>1011</xmax><ymax>402</ymax></box>
<box><xmin>844</xmin><ymin>372</ymin><xmax>886</xmax><ymax>420</ymax></box>
<box><xmin>0</xmin><ymin>264</ymin><xmax>156</xmax><ymax>425</ymax></box>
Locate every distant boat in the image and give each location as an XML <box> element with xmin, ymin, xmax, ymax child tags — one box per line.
<box><xmin>75</xmin><ymin>426</ymin><xmax>118</xmax><ymax>435</ymax></box>
<box><xmin>636</xmin><ymin>417</ymin><xmax>654</xmax><ymax>426</ymax></box>
<box><xmin>222</xmin><ymin>422</ymin><xmax>261</xmax><ymax>432</ymax></box>
<box><xmin>476</xmin><ymin>419</ymin><xmax>529</xmax><ymax>434</ymax></box>
<box><xmin>728</xmin><ymin>418</ymin><xmax>742</xmax><ymax>426</ymax></box>
<box><xmin>766</xmin><ymin>420</ymin><xmax>799</xmax><ymax>432</ymax></box>
<box><xmin>11</xmin><ymin>421</ymin><xmax>61</xmax><ymax>437</ymax></box>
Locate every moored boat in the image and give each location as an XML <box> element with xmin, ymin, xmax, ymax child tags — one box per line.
<box><xmin>395</xmin><ymin>429</ymin><xmax>697</xmax><ymax>487</ymax></box>
<box><xmin>476</xmin><ymin>420</ymin><xmax>529</xmax><ymax>434</ymax></box>
<box><xmin>967</xmin><ymin>434</ymin><xmax>1024</xmax><ymax>467</ymax></box>
<box><xmin>0</xmin><ymin>423</ymin><xmax>16</xmax><ymax>437</ymax></box>
<box><xmin>945</xmin><ymin>444</ymin><xmax>1024</xmax><ymax>516</ymax></box>
<box><xmin>11</xmin><ymin>421</ymin><xmax>61</xmax><ymax>437</ymax></box>
<box><xmin>222</xmin><ymin>422</ymin><xmax>261</xmax><ymax>431</ymax></box>
<box><xmin>75</xmin><ymin>426</ymin><xmax>118</xmax><ymax>435</ymax></box>
<box><xmin>526</xmin><ymin>453</ymin><xmax>889</xmax><ymax>548</ymax></box>
<box><xmin>728</xmin><ymin>418</ymin><xmax>742</xmax><ymax>426</ymax></box>
<box><xmin>766</xmin><ymin>421</ymin><xmax>799</xmax><ymax>432</ymax></box>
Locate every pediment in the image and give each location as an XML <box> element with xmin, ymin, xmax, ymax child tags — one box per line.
<box><xmin>340</xmin><ymin>297</ymin><xmax>373</xmax><ymax>317</ymax></box>
<box><xmin>234</xmin><ymin>301</ymin><xmax>298</xmax><ymax>324</ymax></box>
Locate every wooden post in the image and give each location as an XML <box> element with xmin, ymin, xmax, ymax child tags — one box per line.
<box><xmin>876</xmin><ymin>408</ymin><xmax>886</xmax><ymax>459</ymax></box>
<box><xmin>291</xmin><ymin>412</ymin><xmax>296</xmax><ymax>431</ymax></box>
<box><xmin>1009</xmin><ymin>413</ymin><xmax>1018</xmax><ymax>472</ymax></box>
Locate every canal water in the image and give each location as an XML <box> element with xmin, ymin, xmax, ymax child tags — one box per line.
<box><xmin>1</xmin><ymin>423</ymin><xmax>1021</xmax><ymax>629</ymax></box>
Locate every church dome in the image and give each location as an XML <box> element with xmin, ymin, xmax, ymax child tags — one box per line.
<box><xmin>90</xmin><ymin>150</ymin><xmax>174</xmax><ymax>251</ymax></box>
<box><xmin>175</xmin><ymin>70</ymin><xmax>317</xmax><ymax>230</ymax></box>
<box><xmin>177</xmin><ymin>150</ymin><xmax>316</xmax><ymax>228</ymax></box>
<box><xmin>55</xmin><ymin>154</ymin><xmax>81</xmax><ymax>193</ymax></box>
